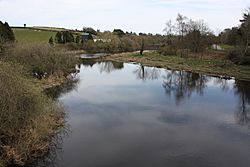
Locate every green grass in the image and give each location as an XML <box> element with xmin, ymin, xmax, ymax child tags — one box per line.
<box><xmin>13</xmin><ymin>28</ymin><xmax>56</xmax><ymax>43</ymax></box>
<box><xmin>105</xmin><ymin>52</ymin><xmax>250</xmax><ymax>81</ymax></box>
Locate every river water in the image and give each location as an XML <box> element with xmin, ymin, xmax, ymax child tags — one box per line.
<box><xmin>35</xmin><ymin>60</ymin><xmax>250</xmax><ymax>167</ymax></box>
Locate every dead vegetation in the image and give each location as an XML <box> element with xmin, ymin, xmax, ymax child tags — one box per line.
<box><xmin>0</xmin><ymin>61</ymin><xmax>65</xmax><ymax>166</ymax></box>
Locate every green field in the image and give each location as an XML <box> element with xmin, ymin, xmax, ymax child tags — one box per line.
<box><xmin>13</xmin><ymin>28</ymin><xmax>56</xmax><ymax>43</ymax></box>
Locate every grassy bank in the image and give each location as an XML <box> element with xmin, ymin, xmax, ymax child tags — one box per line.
<box><xmin>2</xmin><ymin>43</ymin><xmax>80</xmax><ymax>89</ymax></box>
<box><xmin>0</xmin><ymin>43</ymin><xmax>80</xmax><ymax>166</ymax></box>
<box><xmin>0</xmin><ymin>61</ymin><xmax>65</xmax><ymax>166</ymax></box>
<box><xmin>104</xmin><ymin>51</ymin><xmax>250</xmax><ymax>81</ymax></box>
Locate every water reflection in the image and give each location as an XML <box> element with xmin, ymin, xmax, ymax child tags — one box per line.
<box><xmin>133</xmin><ymin>64</ymin><xmax>161</xmax><ymax>81</ymax></box>
<box><xmin>45</xmin><ymin>71</ymin><xmax>80</xmax><ymax>99</ymax></box>
<box><xmin>35</xmin><ymin>61</ymin><xmax>250</xmax><ymax>167</ymax></box>
<box><xmin>234</xmin><ymin>80</ymin><xmax>250</xmax><ymax>127</ymax></box>
<box><xmin>162</xmin><ymin>71</ymin><xmax>209</xmax><ymax>104</ymax></box>
<box><xmin>28</xmin><ymin>127</ymin><xmax>71</xmax><ymax>167</ymax></box>
<box><xmin>82</xmin><ymin>59</ymin><xmax>124</xmax><ymax>73</ymax></box>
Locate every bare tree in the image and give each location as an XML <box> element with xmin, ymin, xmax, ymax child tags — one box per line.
<box><xmin>163</xmin><ymin>20</ymin><xmax>175</xmax><ymax>45</ymax></box>
<box><xmin>176</xmin><ymin>13</ymin><xmax>188</xmax><ymax>37</ymax></box>
<box><xmin>185</xmin><ymin>19</ymin><xmax>211</xmax><ymax>52</ymax></box>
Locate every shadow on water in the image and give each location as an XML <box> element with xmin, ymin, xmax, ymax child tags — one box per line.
<box><xmin>32</xmin><ymin>60</ymin><xmax>250</xmax><ymax>167</ymax></box>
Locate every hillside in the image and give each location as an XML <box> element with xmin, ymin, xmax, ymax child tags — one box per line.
<box><xmin>13</xmin><ymin>27</ymin><xmax>56</xmax><ymax>43</ymax></box>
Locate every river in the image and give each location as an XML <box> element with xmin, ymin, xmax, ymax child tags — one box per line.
<box><xmin>33</xmin><ymin>60</ymin><xmax>250</xmax><ymax>167</ymax></box>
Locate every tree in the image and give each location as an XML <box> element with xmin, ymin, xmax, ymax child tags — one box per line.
<box><xmin>220</xmin><ymin>27</ymin><xmax>241</xmax><ymax>45</ymax></box>
<box><xmin>175</xmin><ymin>13</ymin><xmax>188</xmax><ymax>50</ymax></box>
<box><xmin>239</xmin><ymin>7</ymin><xmax>250</xmax><ymax>57</ymax></box>
<box><xmin>163</xmin><ymin>20</ymin><xmax>175</xmax><ymax>45</ymax></box>
<box><xmin>48</xmin><ymin>36</ymin><xmax>54</xmax><ymax>45</ymax></box>
<box><xmin>87</xmin><ymin>33</ymin><xmax>93</xmax><ymax>40</ymax></box>
<box><xmin>83</xmin><ymin>27</ymin><xmax>97</xmax><ymax>35</ymax></box>
<box><xmin>176</xmin><ymin>13</ymin><xmax>188</xmax><ymax>37</ymax></box>
<box><xmin>0</xmin><ymin>21</ymin><xmax>15</xmax><ymax>43</ymax></box>
<box><xmin>54</xmin><ymin>32</ymin><xmax>63</xmax><ymax>44</ymax></box>
<box><xmin>75</xmin><ymin>35</ymin><xmax>81</xmax><ymax>43</ymax></box>
<box><xmin>185</xmin><ymin>19</ymin><xmax>211</xmax><ymax>52</ymax></box>
<box><xmin>113</xmin><ymin>29</ymin><xmax>125</xmax><ymax>37</ymax></box>
<box><xmin>62</xmin><ymin>31</ymin><xmax>74</xmax><ymax>43</ymax></box>
<box><xmin>140</xmin><ymin>38</ymin><xmax>144</xmax><ymax>55</ymax></box>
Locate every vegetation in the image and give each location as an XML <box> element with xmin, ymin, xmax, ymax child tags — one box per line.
<box><xmin>0</xmin><ymin>22</ymin><xmax>79</xmax><ymax>166</ymax></box>
<box><xmin>48</xmin><ymin>36</ymin><xmax>54</xmax><ymax>45</ymax></box>
<box><xmin>219</xmin><ymin>8</ymin><xmax>250</xmax><ymax>64</ymax></box>
<box><xmin>13</xmin><ymin>28</ymin><xmax>56</xmax><ymax>43</ymax></box>
<box><xmin>2</xmin><ymin>43</ymin><xmax>78</xmax><ymax>80</ymax></box>
<box><xmin>0</xmin><ymin>61</ymin><xmax>65</xmax><ymax>166</ymax></box>
<box><xmin>162</xmin><ymin>13</ymin><xmax>215</xmax><ymax>56</ymax></box>
<box><xmin>0</xmin><ymin>5</ymin><xmax>250</xmax><ymax>167</ymax></box>
<box><xmin>0</xmin><ymin>21</ymin><xmax>15</xmax><ymax>43</ymax></box>
<box><xmin>104</xmin><ymin>51</ymin><xmax>250</xmax><ymax>81</ymax></box>
<box><xmin>82</xmin><ymin>27</ymin><xmax>97</xmax><ymax>35</ymax></box>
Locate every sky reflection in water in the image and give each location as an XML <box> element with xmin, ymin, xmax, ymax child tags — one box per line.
<box><xmin>37</xmin><ymin>60</ymin><xmax>250</xmax><ymax>167</ymax></box>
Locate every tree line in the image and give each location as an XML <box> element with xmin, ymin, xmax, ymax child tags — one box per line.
<box><xmin>220</xmin><ymin>8</ymin><xmax>250</xmax><ymax>64</ymax></box>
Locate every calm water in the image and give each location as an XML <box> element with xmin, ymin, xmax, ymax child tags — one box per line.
<box><xmin>37</xmin><ymin>60</ymin><xmax>250</xmax><ymax>167</ymax></box>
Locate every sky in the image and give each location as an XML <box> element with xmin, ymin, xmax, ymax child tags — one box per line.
<box><xmin>0</xmin><ymin>0</ymin><xmax>250</xmax><ymax>34</ymax></box>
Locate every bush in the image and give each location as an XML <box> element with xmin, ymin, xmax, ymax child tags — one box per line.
<box><xmin>0</xmin><ymin>61</ymin><xmax>65</xmax><ymax>166</ymax></box>
<box><xmin>3</xmin><ymin>43</ymin><xmax>78</xmax><ymax>78</ymax></box>
<box><xmin>227</xmin><ymin>50</ymin><xmax>250</xmax><ymax>65</ymax></box>
<box><xmin>158</xmin><ymin>45</ymin><xmax>177</xmax><ymax>56</ymax></box>
<box><xmin>0</xmin><ymin>21</ymin><xmax>15</xmax><ymax>43</ymax></box>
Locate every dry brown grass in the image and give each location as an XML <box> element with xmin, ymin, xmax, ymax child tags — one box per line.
<box><xmin>2</xmin><ymin>43</ymin><xmax>79</xmax><ymax>78</ymax></box>
<box><xmin>0</xmin><ymin>61</ymin><xmax>65</xmax><ymax>166</ymax></box>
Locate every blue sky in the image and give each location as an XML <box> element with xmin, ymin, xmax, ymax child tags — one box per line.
<box><xmin>0</xmin><ymin>0</ymin><xmax>249</xmax><ymax>34</ymax></box>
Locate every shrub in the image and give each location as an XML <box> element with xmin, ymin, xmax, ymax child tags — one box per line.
<box><xmin>227</xmin><ymin>50</ymin><xmax>250</xmax><ymax>65</ymax></box>
<box><xmin>0</xmin><ymin>61</ymin><xmax>65</xmax><ymax>166</ymax></box>
<box><xmin>3</xmin><ymin>43</ymin><xmax>78</xmax><ymax>78</ymax></box>
<box><xmin>0</xmin><ymin>21</ymin><xmax>15</xmax><ymax>43</ymax></box>
<box><xmin>158</xmin><ymin>45</ymin><xmax>177</xmax><ymax>56</ymax></box>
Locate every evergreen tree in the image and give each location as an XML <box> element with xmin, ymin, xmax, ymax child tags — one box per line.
<box><xmin>88</xmin><ymin>34</ymin><xmax>93</xmax><ymax>40</ymax></box>
<box><xmin>0</xmin><ymin>21</ymin><xmax>15</xmax><ymax>43</ymax></box>
<box><xmin>75</xmin><ymin>35</ymin><xmax>81</xmax><ymax>43</ymax></box>
<box><xmin>55</xmin><ymin>32</ymin><xmax>63</xmax><ymax>44</ymax></box>
<box><xmin>62</xmin><ymin>31</ymin><xmax>74</xmax><ymax>43</ymax></box>
<box><xmin>48</xmin><ymin>36</ymin><xmax>54</xmax><ymax>45</ymax></box>
<box><xmin>239</xmin><ymin>8</ymin><xmax>250</xmax><ymax>56</ymax></box>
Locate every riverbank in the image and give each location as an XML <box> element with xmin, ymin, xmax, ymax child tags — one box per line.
<box><xmin>103</xmin><ymin>51</ymin><xmax>250</xmax><ymax>81</ymax></box>
<box><xmin>0</xmin><ymin>43</ymin><xmax>80</xmax><ymax>166</ymax></box>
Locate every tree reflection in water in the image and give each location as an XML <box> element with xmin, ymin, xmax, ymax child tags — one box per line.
<box><xmin>162</xmin><ymin>70</ymin><xmax>209</xmax><ymax>104</ymax></box>
<box><xmin>234</xmin><ymin>80</ymin><xmax>250</xmax><ymax>127</ymax></box>
<box><xmin>37</xmin><ymin>61</ymin><xmax>250</xmax><ymax>166</ymax></box>
<box><xmin>45</xmin><ymin>71</ymin><xmax>80</xmax><ymax>99</ymax></box>
<box><xmin>82</xmin><ymin>59</ymin><xmax>124</xmax><ymax>73</ymax></box>
<box><xmin>98</xmin><ymin>61</ymin><xmax>124</xmax><ymax>73</ymax></box>
<box><xmin>133</xmin><ymin>64</ymin><xmax>161</xmax><ymax>81</ymax></box>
